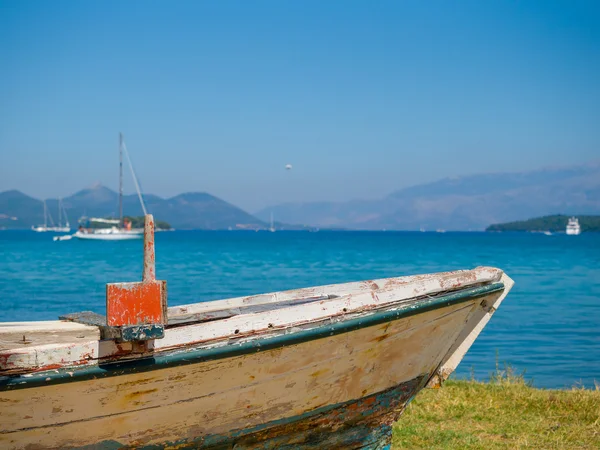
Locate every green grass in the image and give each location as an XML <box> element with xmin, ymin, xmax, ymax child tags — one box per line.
<box><xmin>393</xmin><ymin>367</ymin><xmax>600</xmax><ymax>449</ymax></box>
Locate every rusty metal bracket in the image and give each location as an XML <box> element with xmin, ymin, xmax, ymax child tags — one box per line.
<box><xmin>60</xmin><ymin>215</ymin><xmax>168</xmax><ymax>342</ymax></box>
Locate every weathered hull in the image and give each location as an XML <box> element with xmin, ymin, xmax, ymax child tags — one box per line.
<box><xmin>0</xmin><ymin>287</ymin><xmax>503</xmax><ymax>449</ymax></box>
<box><xmin>191</xmin><ymin>378</ymin><xmax>423</xmax><ymax>450</ymax></box>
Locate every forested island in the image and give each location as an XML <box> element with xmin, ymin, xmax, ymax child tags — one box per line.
<box><xmin>125</xmin><ymin>216</ymin><xmax>171</xmax><ymax>230</ymax></box>
<box><xmin>486</xmin><ymin>215</ymin><xmax>600</xmax><ymax>232</ymax></box>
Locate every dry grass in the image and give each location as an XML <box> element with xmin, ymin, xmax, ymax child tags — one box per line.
<box><xmin>393</xmin><ymin>367</ymin><xmax>600</xmax><ymax>449</ymax></box>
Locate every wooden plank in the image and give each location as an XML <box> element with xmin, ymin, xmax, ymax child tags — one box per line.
<box><xmin>166</xmin><ymin>267</ymin><xmax>502</xmax><ymax>324</ymax></box>
<box><xmin>166</xmin><ymin>294</ymin><xmax>337</xmax><ymax>325</ymax></box>
<box><xmin>0</xmin><ymin>321</ymin><xmax>100</xmax><ymax>351</ymax></box>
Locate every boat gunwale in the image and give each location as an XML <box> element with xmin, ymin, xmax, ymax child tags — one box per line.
<box><xmin>0</xmin><ymin>282</ymin><xmax>504</xmax><ymax>391</ymax></box>
<box><xmin>166</xmin><ymin>267</ymin><xmax>490</xmax><ymax>320</ymax></box>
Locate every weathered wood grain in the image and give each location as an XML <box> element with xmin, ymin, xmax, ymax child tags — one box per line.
<box><xmin>166</xmin><ymin>266</ymin><xmax>502</xmax><ymax>324</ymax></box>
<box><xmin>0</xmin><ymin>322</ymin><xmax>99</xmax><ymax>351</ymax></box>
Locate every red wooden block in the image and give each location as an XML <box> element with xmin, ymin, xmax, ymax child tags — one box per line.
<box><xmin>106</xmin><ymin>280</ymin><xmax>167</xmax><ymax>327</ymax></box>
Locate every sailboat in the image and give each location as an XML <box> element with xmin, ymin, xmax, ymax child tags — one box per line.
<box><xmin>73</xmin><ymin>134</ymin><xmax>146</xmax><ymax>241</ymax></box>
<box><xmin>32</xmin><ymin>199</ymin><xmax>71</xmax><ymax>233</ymax></box>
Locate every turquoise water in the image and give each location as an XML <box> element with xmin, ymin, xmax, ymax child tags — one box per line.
<box><xmin>1</xmin><ymin>230</ymin><xmax>598</xmax><ymax>389</ymax></box>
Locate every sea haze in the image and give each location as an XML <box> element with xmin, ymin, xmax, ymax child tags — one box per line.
<box><xmin>1</xmin><ymin>230</ymin><xmax>598</xmax><ymax>389</ymax></box>
<box><xmin>256</xmin><ymin>161</ymin><xmax>600</xmax><ymax>230</ymax></box>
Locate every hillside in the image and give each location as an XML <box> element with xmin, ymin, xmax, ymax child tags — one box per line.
<box><xmin>0</xmin><ymin>190</ymin><xmax>44</xmax><ymax>229</ymax></box>
<box><xmin>486</xmin><ymin>215</ymin><xmax>600</xmax><ymax>232</ymax></box>
<box><xmin>0</xmin><ymin>185</ymin><xmax>265</xmax><ymax>230</ymax></box>
<box><xmin>256</xmin><ymin>162</ymin><xmax>600</xmax><ymax>230</ymax></box>
<box><xmin>4</xmin><ymin>161</ymin><xmax>600</xmax><ymax>231</ymax></box>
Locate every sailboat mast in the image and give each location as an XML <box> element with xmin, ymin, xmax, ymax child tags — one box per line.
<box><xmin>119</xmin><ymin>133</ymin><xmax>123</xmax><ymax>227</ymax></box>
<box><xmin>63</xmin><ymin>201</ymin><xmax>70</xmax><ymax>228</ymax></box>
<box><xmin>43</xmin><ymin>200</ymin><xmax>47</xmax><ymax>228</ymax></box>
<box><xmin>57</xmin><ymin>198</ymin><xmax>61</xmax><ymax>227</ymax></box>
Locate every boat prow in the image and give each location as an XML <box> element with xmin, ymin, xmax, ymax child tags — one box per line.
<box><xmin>0</xmin><ymin>216</ymin><xmax>514</xmax><ymax>449</ymax></box>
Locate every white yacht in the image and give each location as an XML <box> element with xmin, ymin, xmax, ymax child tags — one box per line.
<box><xmin>566</xmin><ymin>217</ymin><xmax>581</xmax><ymax>235</ymax></box>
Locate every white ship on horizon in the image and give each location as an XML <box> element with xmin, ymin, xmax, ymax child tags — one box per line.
<box><xmin>565</xmin><ymin>217</ymin><xmax>581</xmax><ymax>235</ymax></box>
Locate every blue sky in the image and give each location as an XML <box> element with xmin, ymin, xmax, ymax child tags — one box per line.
<box><xmin>1</xmin><ymin>1</ymin><xmax>599</xmax><ymax>211</ymax></box>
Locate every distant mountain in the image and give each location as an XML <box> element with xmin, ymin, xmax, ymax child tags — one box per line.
<box><xmin>255</xmin><ymin>162</ymin><xmax>600</xmax><ymax>230</ymax></box>
<box><xmin>0</xmin><ymin>185</ymin><xmax>265</xmax><ymax>230</ymax></box>
<box><xmin>149</xmin><ymin>193</ymin><xmax>264</xmax><ymax>230</ymax></box>
<box><xmin>5</xmin><ymin>161</ymin><xmax>600</xmax><ymax>231</ymax></box>
<box><xmin>0</xmin><ymin>190</ymin><xmax>44</xmax><ymax>228</ymax></box>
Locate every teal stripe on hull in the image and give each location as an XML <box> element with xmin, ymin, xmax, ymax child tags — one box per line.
<box><xmin>0</xmin><ymin>283</ymin><xmax>503</xmax><ymax>391</ymax></box>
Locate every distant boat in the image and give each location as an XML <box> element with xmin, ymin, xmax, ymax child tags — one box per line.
<box><xmin>543</xmin><ymin>231</ymin><xmax>552</xmax><ymax>236</ymax></box>
<box><xmin>74</xmin><ymin>134</ymin><xmax>145</xmax><ymax>241</ymax></box>
<box><xmin>32</xmin><ymin>199</ymin><xmax>70</xmax><ymax>233</ymax></box>
<box><xmin>566</xmin><ymin>217</ymin><xmax>581</xmax><ymax>235</ymax></box>
<box><xmin>269</xmin><ymin>212</ymin><xmax>276</xmax><ymax>232</ymax></box>
<box><xmin>0</xmin><ymin>216</ymin><xmax>515</xmax><ymax>449</ymax></box>
<box><xmin>436</xmin><ymin>229</ymin><xmax>446</xmax><ymax>233</ymax></box>
<box><xmin>53</xmin><ymin>234</ymin><xmax>73</xmax><ymax>242</ymax></box>
<box><xmin>75</xmin><ymin>218</ymin><xmax>142</xmax><ymax>241</ymax></box>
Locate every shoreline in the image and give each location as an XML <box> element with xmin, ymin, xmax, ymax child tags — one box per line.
<box><xmin>393</xmin><ymin>374</ymin><xmax>600</xmax><ymax>449</ymax></box>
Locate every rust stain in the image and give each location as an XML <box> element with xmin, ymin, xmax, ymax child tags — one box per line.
<box><xmin>427</xmin><ymin>374</ymin><xmax>443</xmax><ymax>389</ymax></box>
<box><xmin>124</xmin><ymin>388</ymin><xmax>159</xmax><ymax>401</ymax></box>
<box><xmin>168</xmin><ymin>374</ymin><xmax>187</xmax><ymax>382</ymax></box>
<box><xmin>80</xmin><ymin>352</ymin><xmax>94</xmax><ymax>361</ymax></box>
<box><xmin>31</xmin><ymin>364</ymin><xmax>63</xmax><ymax>372</ymax></box>
<box><xmin>363</xmin><ymin>280</ymin><xmax>380</xmax><ymax>291</ymax></box>
<box><xmin>310</xmin><ymin>368</ymin><xmax>329</xmax><ymax>378</ymax></box>
<box><xmin>0</xmin><ymin>353</ymin><xmax>16</xmax><ymax>369</ymax></box>
<box><xmin>371</xmin><ymin>334</ymin><xmax>389</xmax><ymax>343</ymax></box>
<box><xmin>116</xmin><ymin>377</ymin><xmax>157</xmax><ymax>388</ymax></box>
<box><xmin>113</xmin><ymin>344</ymin><xmax>134</xmax><ymax>357</ymax></box>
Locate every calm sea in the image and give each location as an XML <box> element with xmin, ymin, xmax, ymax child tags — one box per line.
<box><xmin>1</xmin><ymin>230</ymin><xmax>598</xmax><ymax>389</ymax></box>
